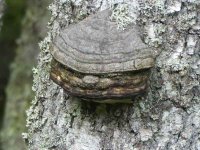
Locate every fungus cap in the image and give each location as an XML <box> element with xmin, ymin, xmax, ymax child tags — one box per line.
<box><xmin>51</xmin><ymin>9</ymin><xmax>154</xmax><ymax>74</ymax></box>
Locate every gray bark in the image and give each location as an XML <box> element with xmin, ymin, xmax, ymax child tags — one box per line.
<box><xmin>25</xmin><ymin>0</ymin><xmax>200</xmax><ymax>149</ymax></box>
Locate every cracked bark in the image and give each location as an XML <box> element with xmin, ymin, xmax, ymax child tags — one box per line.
<box><xmin>26</xmin><ymin>0</ymin><xmax>200</xmax><ymax>149</ymax></box>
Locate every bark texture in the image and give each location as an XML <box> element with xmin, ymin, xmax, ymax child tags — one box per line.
<box><xmin>1</xmin><ymin>0</ymin><xmax>51</xmax><ymax>150</ymax></box>
<box><xmin>26</xmin><ymin>0</ymin><xmax>200</xmax><ymax>149</ymax></box>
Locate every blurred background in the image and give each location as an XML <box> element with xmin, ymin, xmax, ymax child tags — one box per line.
<box><xmin>0</xmin><ymin>0</ymin><xmax>51</xmax><ymax>149</ymax></box>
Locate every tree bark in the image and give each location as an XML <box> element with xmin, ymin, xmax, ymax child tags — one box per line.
<box><xmin>26</xmin><ymin>0</ymin><xmax>200</xmax><ymax>149</ymax></box>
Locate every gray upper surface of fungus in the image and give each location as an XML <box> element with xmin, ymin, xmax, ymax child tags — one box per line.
<box><xmin>51</xmin><ymin>9</ymin><xmax>154</xmax><ymax>74</ymax></box>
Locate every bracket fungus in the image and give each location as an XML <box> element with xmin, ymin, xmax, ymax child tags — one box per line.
<box><xmin>50</xmin><ymin>9</ymin><xmax>155</xmax><ymax>103</ymax></box>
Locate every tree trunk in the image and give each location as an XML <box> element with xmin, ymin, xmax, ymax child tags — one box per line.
<box><xmin>25</xmin><ymin>0</ymin><xmax>200</xmax><ymax>149</ymax></box>
<box><xmin>1</xmin><ymin>0</ymin><xmax>51</xmax><ymax>150</ymax></box>
<box><xmin>0</xmin><ymin>0</ymin><xmax>4</xmax><ymax>122</ymax></box>
<box><xmin>0</xmin><ymin>0</ymin><xmax>4</xmax><ymax>30</ymax></box>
